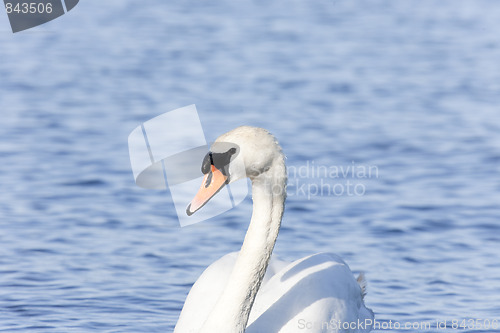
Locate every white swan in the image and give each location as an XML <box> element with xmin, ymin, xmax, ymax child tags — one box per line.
<box><xmin>174</xmin><ymin>126</ymin><xmax>374</xmax><ymax>333</ymax></box>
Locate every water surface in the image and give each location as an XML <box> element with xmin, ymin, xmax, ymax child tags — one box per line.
<box><xmin>1</xmin><ymin>1</ymin><xmax>500</xmax><ymax>332</ymax></box>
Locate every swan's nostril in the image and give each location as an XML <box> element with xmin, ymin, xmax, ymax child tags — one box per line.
<box><xmin>205</xmin><ymin>172</ymin><xmax>213</xmax><ymax>188</ymax></box>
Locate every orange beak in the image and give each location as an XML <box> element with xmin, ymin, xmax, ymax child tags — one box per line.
<box><xmin>186</xmin><ymin>164</ymin><xmax>228</xmax><ymax>216</ymax></box>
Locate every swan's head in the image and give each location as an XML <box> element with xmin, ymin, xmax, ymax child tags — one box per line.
<box><xmin>186</xmin><ymin>126</ymin><xmax>285</xmax><ymax>216</ymax></box>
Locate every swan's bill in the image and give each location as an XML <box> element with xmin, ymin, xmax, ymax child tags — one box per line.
<box><xmin>186</xmin><ymin>164</ymin><xmax>228</xmax><ymax>216</ymax></box>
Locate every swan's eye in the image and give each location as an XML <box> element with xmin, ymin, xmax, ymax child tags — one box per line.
<box><xmin>212</xmin><ymin>149</ymin><xmax>238</xmax><ymax>173</ymax></box>
<box><xmin>201</xmin><ymin>148</ymin><xmax>238</xmax><ymax>176</ymax></box>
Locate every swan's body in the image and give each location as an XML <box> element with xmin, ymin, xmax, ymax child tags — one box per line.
<box><xmin>174</xmin><ymin>126</ymin><xmax>374</xmax><ymax>333</ymax></box>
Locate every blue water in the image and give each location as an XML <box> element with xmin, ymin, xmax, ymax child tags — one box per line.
<box><xmin>1</xmin><ymin>1</ymin><xmax>500</xmax><ymax>332</ymax></box>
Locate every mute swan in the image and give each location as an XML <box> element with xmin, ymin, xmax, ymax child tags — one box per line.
<box><xmin>174</xmin><ymin>126</ymin><xmax>374</xmax><ymax>333</ymax></box>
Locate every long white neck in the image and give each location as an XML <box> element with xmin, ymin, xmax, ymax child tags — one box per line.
<box><xmin>200</xmin><ymin>157</ymin><xmax>286</xmax><ymax>333</ymax></box>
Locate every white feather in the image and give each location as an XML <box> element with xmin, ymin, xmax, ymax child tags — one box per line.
<box><xmin>174</xmin><ymin>126</ymin><xmax>374</xmax><ymax>333</ymax></box>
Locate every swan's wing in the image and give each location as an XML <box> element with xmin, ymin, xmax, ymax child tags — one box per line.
<box><xmin>248</xmin><ymin>253</ymin><xmax>374</xmax><ymax>333</ymax></box>
<box><xmin>174</xmin><ymin>252</ymin><xmax>236</xmax><ymax>332</ymax></box>
<box><xmin>174</xmin><ymin>252</ymin><xmax>288</xmax><ymax>332</ymax></box>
